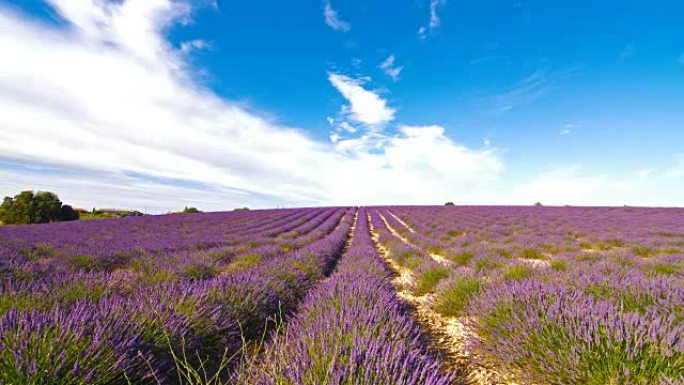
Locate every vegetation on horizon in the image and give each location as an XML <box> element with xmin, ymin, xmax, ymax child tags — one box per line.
<box><xmin>0</xmin><ymin>190</ymin><xmax>78</xmax><ymax>225</ymax></box>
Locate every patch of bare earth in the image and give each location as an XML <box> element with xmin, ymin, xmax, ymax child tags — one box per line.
<box><xmin>369</xmin><ymin>214</ymin><xmax>517</xmax><ymax>385</ymax></box>
<box><xmin>518</xmin><ymin>258</ymin><xmax>549</xmax><ymax>268</ymax></box>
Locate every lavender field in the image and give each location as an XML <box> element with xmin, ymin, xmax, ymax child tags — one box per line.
<box><xmin>1</xmin><ymin>206</ymin><xmax>683</xmax><ymax>384</ymax></box>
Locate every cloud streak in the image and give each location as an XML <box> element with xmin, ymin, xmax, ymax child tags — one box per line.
<box><xmin>379</xmin><ymin>54</ymin><xmax>403</xmax><ymax>81</ymax></box>
<box><xmin>429</xmin><ymin>0</ymin><xmax>446</xmax><ymax>29</ymax></box>
<box><xmin>323</xmin><ymin>2</ymin><xmax>350</xmax><ymax>32</ymax></box>
<box><xmin>489</xmin><ymin>69</ymin><xmax>576</xmax><ymax>112</ymax></box>
<box><xmin>418</xmin><ymin>0</ymin><xmax>446</xmax><ymax>39</ymax></box>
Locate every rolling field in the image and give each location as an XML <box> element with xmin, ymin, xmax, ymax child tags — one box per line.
<box><xmin>1</xmin><ymin>206</ymin><xmax>683</xmax><ymax>384</ymax></box>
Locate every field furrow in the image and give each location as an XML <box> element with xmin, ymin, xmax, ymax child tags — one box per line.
<box><xmin>369</xmin><ymin>209</ymin><xmax>510</xmax><ymax>385</ymax></box>
<box><xmin>236</xmin><ymin>207</ymin><xmax>459</xmax><ymax>385</ymax></box>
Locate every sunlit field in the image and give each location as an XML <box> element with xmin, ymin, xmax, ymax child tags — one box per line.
<box><xmin>1</xmin><ymin>206</ymin><xmax>683</xmax><ymax>384</ymax></box>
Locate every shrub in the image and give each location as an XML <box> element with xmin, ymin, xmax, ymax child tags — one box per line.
<box><xmin>393</xmin><ymin>249</ymin><xmax>419</xmax><ymax>266</ymax></box>
<box><xmin>474</xmin><ymin>256</ymin><xmax>502</xmax><ymax>272</ymax></box>
<box><xmin>182</xmin><ymin>264</ymin><xmax>220</xmax><ymax>280</ymax></box>
<box><xmin>451</xmin><ymin>250</ymin><xmax>475</xmax><ymax>266</ymax></box>
<box><xmin>504</xmin><ymin>265</ymin><xmax>532</xmax><ymax>281</ymax></box>
<box><xmin>435</xmin><ymin>277</ymin><xmax>481</xmax><ymax>317</ymax></box>
<box><xmin>413</xmin><ymin>266</ymin><xmax>450</xmax><ymax>295</ymax></box>
<box><xmin>67</xmin><ymin>253</ymin><xmax>130</xmax><ymax>272</ymax></box>
<box><xmin>633</xmin><ymin>245</ymin><xmax>655</xmax><ymax>258</ymax></box>
<box><xmin>650</xmin><ymin>263</ymin><xmax>680</xmax><ymax>276</ymax></box>
<box><xmin>427</xmin><ymin>245</ymin><xmax>445</xmax><ymax>255</ymax></box>
<box><xmin>447</xmin><ymin>230</ymin><xmax>463</xmax><ymax>237</ymax></box>
<box><xmin>224</xmin><ymin>254</ymin><xmax>264</xmax><ymax>273</ymax></box>
<box><xmin>549</xmin><ymin>260</ymin><xmax>568</xmax><ymax>271</ymax></box>
<box><xmin>519</xmin><ymin>248</ymin><xmax>545</xmax><ymax>260</ymax></box>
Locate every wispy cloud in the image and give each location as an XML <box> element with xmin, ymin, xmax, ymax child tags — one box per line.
<box><xmin>328</xmin><ymin>73</ymin><xmax>396</xmax><ymax>127</ymax></box>
<box><xmin>429</xmin><ymin>0</ymin><xmax>446</xmax><ymax>29</ymax></box>
<box><xmin>180</xmin><ymin>39</ymin><xmax>209</xmax><ymax>54</ymax></box>
<box><xmin>489</xmin><ymin>69</ymin><xmax>575</xmax><ymax>112</ymax></box>
<box><xmin>418</xmin><ymin>0</ymin><xmax>445</xmax><ymax>39</ymax></box>
<box><xmin>379</xmin><ymin>54</ymin><xmax>403</xmax><ymax>81</ymax></box>
<box><xmin>559</xmin><ymin>123</ymin><xmax>578</xmax><ymax>136</ymax></box>
<box><xmin>323</xmin><ymin>2</ymin><xmax>350</xmax><ymax>32</ymax></box>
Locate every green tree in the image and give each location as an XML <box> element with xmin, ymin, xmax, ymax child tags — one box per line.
<box><xmin>34</xmin><ymin>191</ymin><xmax>63</xmax><ymax>223</ymax></box>
<box><xmin>182</xmin><ymin>206</ymin><xmax>201</xmax><ymax>214</ymax></box>
<box><xmin>0</xmin><ymin>197</ymin><xmax>13</xmax><ymax>224</ymax></box>
<box><xmin>444</xmin><ymin>201</ymin><xmax>455</xmax><ymax>206</ymax></box>
<box><xmin>60</xmin><ymin>205</ymin><xmax>80</xmax><ymax>221</ymax></box>
<box><xmin>0</xmin><ymin>191</ymin><xmax>80</xmax><ymax>224</ymax></box>
<box><xmin>11</xmin><ymin>191</ymin><xmax>36</xmax><ymax>224</ymax></box>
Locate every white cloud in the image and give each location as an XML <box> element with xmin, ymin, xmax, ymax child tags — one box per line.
<box><xmin>379</xmin><ymin>54</ymin><xmax>403</xmax><ymax>81</ymax></box>
<box><xmin>328</xmin><ymin>73</ymin><xmax>396</xmax><ymax>127</ymax></box>
<box><xmin>429</xmin><ymin>0</ymin><xmax>446</xmax><ymax>29</ymax></box>
<box><xmin>323</xmin><ymin>2</ymin><xmax>350</xmax><ymax>32</ymax></box>
<box><xmin>512</xmin><ymin>166</ymin><xmax>616</xmax><ymax>205</ymax></box>
<box><xmin>560</xmin><ymin>123</ymin><xmax>581</xmax><ymax>136</ymax></box>
<box><xmin>180</xmin><ymin>39</ymin><xmax>209</xmax><ymax>53</ymax></box>
<box><xmin>325</xmin><ymin>125</ymin><xmax>504</xmax><ymax>204</ymax></box>
<box><xmin>0</xmin><ymin>1</ymin><xmax>332</xmax><ymax>205</ymax></box>
<box><xmin>418</xmin><ymin>0</ymin><xmax>445</xmax><ymax>39</ymax></box>
<box><xmin>0</xmin><ymin>1</ymin><xmax>505</xmax><ymax>210</ymax></box>
<box><xmin>0</xmin><ymin>165</ymin><xmax>274</xmax><ymax>213</ymax></box>
<box><xmin>499</xmin><ymin>166</ymin><xmax>684</xmax><ymax>207</ymax></box>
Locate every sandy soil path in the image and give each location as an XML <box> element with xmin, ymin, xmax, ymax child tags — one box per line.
<box><xmin>369</xmin><ymin>211</ymin><xmax>517</xmax><ymax>385</ymax></box>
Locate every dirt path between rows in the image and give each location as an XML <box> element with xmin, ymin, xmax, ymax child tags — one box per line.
<box><xmin>378</xmin><ymin>212</ymin><xmax>454</xmax><ymax>267</ymax></box>
<box><xmin>369</xmin><ymin>212</ymin><xmax>515</xmax><ymax>385</ymax></box>
<box><xmin>387</xmin><ymin>210</ymin><xmax>416</xmax><ymax>233</ymax></box>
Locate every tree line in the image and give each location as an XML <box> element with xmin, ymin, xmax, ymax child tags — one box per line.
<box><xmin>0</xmin><ymin>191</ymin><xmax>79</xmax><ymax>225</ymax></box>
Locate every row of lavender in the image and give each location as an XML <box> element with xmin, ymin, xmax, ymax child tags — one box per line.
<box><xmin>0</xmin><ymin>208</ymin><xmax>345</xmax><ymax>302</ymax></box>
<box><xmin>378</xmin><ymin>206</ymin><xmax>684</xmax><ymax>384</ymax></box>
<box><xmin>0</xmin><ymin>207</ymin><xmax>344</xmax><ymax>278</ymax></box>
<box><xmin>234</xmin><ymin>208</ymin><xmax>459</xmax><ymax>384</ymax></box>
<box><xmin>0</xmin><ymin>208</ymin><xmax>354</xmax><ymax>383</ymax></box>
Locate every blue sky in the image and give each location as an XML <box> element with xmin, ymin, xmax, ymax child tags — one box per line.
<box><xmin>0</xmin><ymin>0</ymin><xmax>683</xmax><ymax>211</ymax></box>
